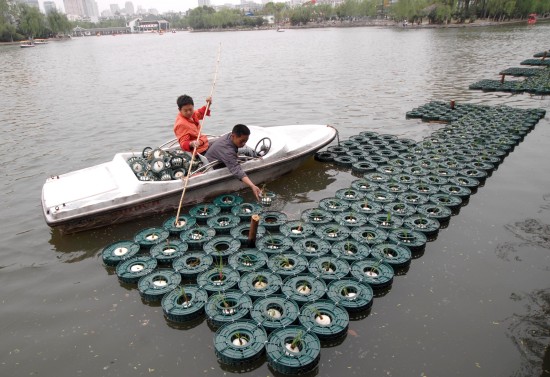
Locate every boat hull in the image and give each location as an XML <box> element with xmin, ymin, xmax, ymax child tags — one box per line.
<box><xmin>42</xmin><ymin>124</ymin><xmax>336</xmax><ymax>233</ymax></box>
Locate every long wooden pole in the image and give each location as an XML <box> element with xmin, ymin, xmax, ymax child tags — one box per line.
<box><xmin>174</xmin><ymin>44</ymin><xmax>221</xmax><ymax>226</ymax></box>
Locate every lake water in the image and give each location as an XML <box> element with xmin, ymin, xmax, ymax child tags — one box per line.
<box><xmin>1</xmin><ymin>24</ymin><xmax>549</xmax><ymax>377</ymax></box>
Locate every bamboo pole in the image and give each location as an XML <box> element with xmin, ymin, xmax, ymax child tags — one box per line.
<box><xmin>173</xmin><ymin>44</ymin><xmax>222</xmax><ymax>227</ymax></box>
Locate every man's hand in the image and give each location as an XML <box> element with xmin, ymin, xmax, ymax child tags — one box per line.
<box><xmin>190</xmin><ymin>140</ymin><xmax>202</xmax><ymax>149</ymax></box>
<box><xmin>242</xmin><ymin>176</ymin><xmax>261</xmax><ymax>201</ymax></box>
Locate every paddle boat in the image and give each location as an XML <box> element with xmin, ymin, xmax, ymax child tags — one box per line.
<box><xmin>34</xmin><ymin>39</ymin><xmax>48</xmax><ymax>44</ymax></box>
<box><xmin>42</xmin><ymin>124</ymin><xmax>337</xmax><ymax>233</ymax></box>
<box><xmin>20</xmin><ymin>40</ymin><xmax>35</xmax><ymax>48</ymax></box>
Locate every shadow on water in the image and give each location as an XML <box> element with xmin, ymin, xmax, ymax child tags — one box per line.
<box><xmin>505</xmin><ymin>288</ymin><xmax>550</xmax><ymax>377</ymax></box>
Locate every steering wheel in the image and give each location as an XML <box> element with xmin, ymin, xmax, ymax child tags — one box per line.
<box><xmin>254</xmin><ymin>137</ymin><xmax>272</xmax><ymax>157</ymax></box>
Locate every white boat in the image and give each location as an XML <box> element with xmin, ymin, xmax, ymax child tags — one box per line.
<box><xmin>42</xmin><ymin>124</ymin><xmax>337</xmax><ymax>233</ymax></box>
<box><xmin>20</xmin><ymin>41</ymin><xmax>35</xmax><ymax>48</ymax></box>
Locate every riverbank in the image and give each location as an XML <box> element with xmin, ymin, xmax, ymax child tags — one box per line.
<box><xmin>188</xmin><ymin>16</ymin><xmax>550</xmax><ymax>33</ymax></box>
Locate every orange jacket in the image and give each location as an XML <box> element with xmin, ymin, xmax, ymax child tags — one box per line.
<box><xmin>173</xmin><ymin>106</ymin><xmax>210</xmax><ymax>154</ymax></box>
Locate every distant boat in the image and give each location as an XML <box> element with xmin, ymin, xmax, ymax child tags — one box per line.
<box><xmin>20</xmin><ymin>40</ymin><xmax>35</xmax><ymax>48</ymax></box>
<box><xmin>528</xmin><ymin>14</ymin><xmax>536</xmax><ymax>25</ymax></box>
<box><xmin>34</xmin><ymin>39</ymin><xmax>48</xmax><ymax>45</ymax></box>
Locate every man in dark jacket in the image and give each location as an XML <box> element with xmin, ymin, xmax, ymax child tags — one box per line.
<box><xmin>205</xmin><ymin>124</ymin><xmax>262</xmax><ymax>201</ymax></box>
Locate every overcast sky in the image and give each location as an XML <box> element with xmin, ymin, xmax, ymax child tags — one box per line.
<box><xmin>43</xmin><ymin>0</ymin><xmax>240</xmax><ymax>14</ymax></box>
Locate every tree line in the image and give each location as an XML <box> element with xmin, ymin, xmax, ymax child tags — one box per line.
<box><xmin>1</xmin><ymin>0</ymin><xmax>72</xmax><ymax>41</ymax></box>
<box><xmin>2</xmin><ymin>0</ymin><xmax>548</xmax><ymax>42</ymax></box>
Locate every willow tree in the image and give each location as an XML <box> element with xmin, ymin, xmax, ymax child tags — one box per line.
<box><xmin>17</xmin><ymin>3</ymin><xmax>45</xmax><ymax>39</ymax></box>
<box><xmin>47</xmin><ymin>9</ymin><xmax>71</xmax><ymax>36</ymax></box>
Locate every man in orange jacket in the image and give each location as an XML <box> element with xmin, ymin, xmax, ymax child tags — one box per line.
<box><xmin>173</xmin><ymin>94</ymin><xmax>211</xmax><ymax>154</ymax></box>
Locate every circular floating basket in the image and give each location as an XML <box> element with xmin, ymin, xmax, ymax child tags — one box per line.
<box><xmin>397</xmin><ymin>192</ymin><xmax>429</xmax><ymax>206</ymax></box>
<box><xmin>365</xmin><ymin>190</ymin><xmax>397</xmax><ymax>205</ymax></box>
<box><xmin>173</xmin><ymin>252</ymin><xmax>214</xmax><ymax>281</ymax></box>
<box><xmin>368</xmin><ymin>213</ymin><xmax>404</xmax><ymax>231</ymax></box>
<box><xmin>116</xmin><ymin>256</ymin><xmax>158</xmax><ymax>284</ymax></box>
<box><xmin>206</xmin><ymin>214</ymin><xmax>241</xmax><ymax>234</ymax></box>
<box><xmin>256</xmin><ymin>235</ymin><xmax>294</xmax><ymax>256</ymax></box>
<box><xmin>203</xmin><ymin>236</ymin><xmax>241</xmax><ymax>262</ymax></box>
<box><xmin>350</xmin><ymin>200</ymin><xmax>384</xmax><ymax>216</ymax></box>
<box><xmin>350</xmin><ymin>259</ymin><xmax>394</xmax><ymax>289</ymax></box>
<box><xmin>214</xmin><ymin>320</ymin><xmax>268</xmax><ymax>366</ymax></box>
<box><xmin>351</xmin><ymin>179</ymin><xmax>380</xmax><ymax>192</ymax></box>
<box><xmin>138</xmin><ymin>269</ymin><xmax>182</xmax><ymax>302</ymax></box>
<box><xmin>281</xmin><ymin>274</ymin><xmax>327</xmax><ymax>305</ymax></box>
<box><xmin>307</xmin><ymin>256</ymin><xmax>350</xmax><ymax>282</ymax></box>
<box><xmin>314</xmin><ymin>224</ymin><xmax>351</xmax><ymax>243</ymax></box>
<box><xmin>459</xmin><ymin>168</ymin><xmax>487</xmax><ymax>185</ymax></box>
<box><xmin>384</xmin><ymin>202</ymin><xmax>416</xmax><ymax>218</ymax></box>
<box><xmin>314</xmin><ymin>151</ymin><xmax>336</xmax><ymax>162</ymax></box>
<box><xmin>370</xmin><ymin>243</ymin><xmax>412</xmax><ymax>269</ymax></box>
<box><xmin>330</xmin><ymin>239</ymin><xmax>371</xmax><ymax>261</ymax></box>
<box><xmin>162</xmin><ymin>214</ymin><xmax>197</xmax><ymax>235</ymax></box>
<box><xmin>364</xmin><ymin>172</ymin><xmax>392</xmax><ymax>184</ymax></box>
<box><xmin>257</xmin><ymin>191</ymin><xmax>276</xmax><ymax>208</ymax></box>
<box><xmin>205</xmin><ymin>290</ymin><xmax>252</xmax><ymax>329</ymax></box>
<box><xmin>409</xmin><ymin>182</ymin><xmax>440</xmax><ymax>196</ymax></box>
<box><xmin>417</xmin><ymin>204</ymin><xmax>452</xmax><ymax>227</ymax></box>
<box><xmin>213</xmin><ymin>194</ymin><xmax>244</xmax><ymax>211</ymax></box>
<box><xmin>231</xmin><ymin>202</ymin><xmax>263</xmax><ymax>221</ymax></box>
<box><xmin>393</xmin><ymin>173</ymin><xmax>419</xmax><ymax>185</ymax></box>
<box><xmin>326</xmin><ymin>279</ymin><xmax>374</xmax><ymax>313</ymax></box>
<box><xmin>101</xmin><ymin>240</ymin><xmax>140</xmax><ymax>267</ymax></box>
<box><xmin>260</xmin><ymin>211</ymin><xmax>288</xmax><ymax>232</ymax></box>
<box><xmin>161</xmin><ymin>285</ymin><xmax>208</xmax><ymax>323</ymax></box>
<box><xmin>429</xmin><ymin>193</ymin><xmax>462</xmax><ymax>213</ymax></box>
<box><xmin>238</xmin><ymin>270</ymin><xmax>283</xmax><ymax>300</ymax></box>
<box><xmin>334</xmin><ymin>212</ymin><xmax>368</xmax><ymax>228</ymax></box>
<box><xmin>134</xmin><ymin>227</ymin><xmax>169</xmax><ymax>248</ymax></box>
<box><xmin>388</xmin><ymin>228</ymin><xmax>427</xmax><ymax>254</ymax></box>
<box><xmin>334</xmin><ymin>188</ymin><xmax>365</xmax><ymax>202</ymax></box>
<box><xmin>230</xmin><ymin>224</ymin><xmax>266</xmax><ymax>246</ymax></box>
<box><xmin>420</xmin><ymin>175</ymin><xmax>449</xmax><ymax>187</ymax></box>
<box><xmin>298</xmin><ymin>300</ymin><xmax>349</xmax><ymax>340</ymax></box>
<box><xmin>268</xmin><ymin>253</ymin><xmax>309</xmax><ymax>277</ymax></box>
<box><xmin>188</xmin><ymin>203</ymin><xmax>222</xmax><ymax>224</ymax></box>
<box><xmin>197</xmin><ymin>267</ymin><xmax>240</xmax><ymax>295</ymax></box>
<box><xmin>250</xmin><ymin>295</ymin><xmax>300</xmax><ymax>332</ymax></box>
<box><xmin>351</xmin><ymin>161</ymin><xmax>378</xmax><ymax>174</ymax></box>
<box><xmin>449</xmin><ymin>176</ymin><xmax>480</xmax><ymax>194</ymax></box>
<box><xmin>266</xmin><ymin>326</ymin><xmax>321</xmax><ymax>375</ymax></box>
<box><xmin>300</xmin><ymin>208</ymin><xmax>334</xmax><ymax>225</ymax></box>
<box><xmin>440</xmin><ymin>184</ymin><xmax>472</xmax><ymax>202</ymax></box>
<box><xmin>150</xmin><ymin>240</ymin><xmax>188</xmax><ymax>265</ymax></box>
<box><xmin>379</xmin><ymin>182</ymin><xmax>409</xmax><ymax>194</ymax></box>
<box><xmin>292</xmin><ymin>237</ymin><xmax>332</xmax><ymax>259</ymax></box>
<box><xmin>280</xmin><ymin>221</ymin><xmax>317</xmax><ymax>240</ymax></box>
<box><xmin>228</xmin><ymin>249</ymin><xmax>268</xmax><ymax>273</ymax></box>
<box><xmin>403</xmin><ymin>165</ymin><xmax>430</xmax><ymax>177</ymax></box>
<box><xmin>333</xmin><ymin>155</ymin><xmax>358</xmax><ymax>167</ymax></box>
<box><xmin>327</xmin><ymin>145</ymin><xmax>349</xmax><ymax>155</ymax></box>
<box><xmin>403</xmin><ymin>215</ymin><xmax>440</xmax><ymax>241</ymax></box>
<box><xmin>375</xmin><ymin>161</ymin><xmax>403</xmax><ymax>175</ymax></box>
<box><xmin>179</xmin><ymin>227</ymin><xmax>216</xmax><ymax>250</ymax></box>
<box><xmin>318</xmin><ymin>197</ymin><xmax>350</xmax><ymax>213</ymax></box>
<box><xmin>350</xmin><ymin>226</ymin><xmax>388</xmax><ymax>246</ymax></box>
<box><xmin>431</xmin><ymin>167</ymin><xmax>458</xmax><ymax>178</ymax></box>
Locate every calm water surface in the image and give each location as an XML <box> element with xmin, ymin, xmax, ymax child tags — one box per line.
<box><xmin>1</xmin><ymin>24</ymin><xmax>549</xmax><ymax>377</ymax></box>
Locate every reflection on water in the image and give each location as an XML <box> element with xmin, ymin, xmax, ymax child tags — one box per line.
<box><xmin>1</xmin><ymin>24</ymin><xmax>550</xmax><ymax>377</ymax></box>
<box><xmin>506</xmin><ymin>289</ymin><xmax>550</xmax><ymax>377</ymax></box>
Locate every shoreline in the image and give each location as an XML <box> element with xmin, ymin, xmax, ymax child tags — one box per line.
<box><xmin>190</xmin><ymin>16</ymin><xmax>550</xmax><ymax>33</ymax></box>
<box><xmin>2</xmin><ymin>16</ymin><xmax>548</xmax><ymax>44</ymax></box>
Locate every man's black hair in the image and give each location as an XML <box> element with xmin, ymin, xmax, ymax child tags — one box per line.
<box><xmin>177</xmin><ymin>95</ymin><xmax>194</xmax><ymax>110</ymax></box>
<box><xmin>232</xmin><ymin>124</ymin><xmax>250</xmax><ymax>137</ymax></box>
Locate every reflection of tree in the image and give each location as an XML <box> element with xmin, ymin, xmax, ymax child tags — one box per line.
<box><xmin>505</xmin><ymin>288</ymin><xmax>550</xmax><ymax>377</ymax></box>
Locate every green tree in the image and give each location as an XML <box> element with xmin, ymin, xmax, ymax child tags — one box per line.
<box><xmin>17</xmin><ymin>3</ymin><xmax>46</xmax><ymax>39</ymax></box>
<box><xmin>47</xmin><ymin>9</ymin><xmax>71</xmax><ymax>36</ymax></box>
<box><xmin>0</xmin><ymin>0</ymin><xmax>18</xmax><ymax>41</ymax></box>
